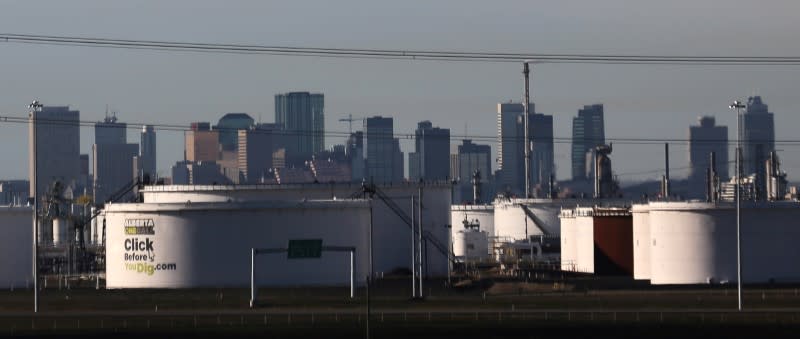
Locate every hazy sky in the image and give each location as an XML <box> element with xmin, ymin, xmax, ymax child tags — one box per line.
<box><xmin>1</xmin><ymin>0</ymin><xmax>799</xmax><ymax>183</ymax></box>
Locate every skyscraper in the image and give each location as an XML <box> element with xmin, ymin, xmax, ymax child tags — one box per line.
<box><xmin>275</xmin><ymin>92</ymin><xmax>324</xmax><ymax>165</ymax></box>
<box><xmin>364</xmin><ymin>116</ymin><xmax>404</xmax><ymax>183</ymax></box>
<box><xmin>347</xmin><ymin>131</ymin><xmax>366</xmax><ymax>182</ymax></box>
<box><xmin>185</xmin><ymin>122</ymin><xmax>220</xmax><ymax>162</ymax></box>
<box><xmin>688</xmin><ymin>116</ymin><xmax>728</xmax><ymax>199</ymax></box>
<box><xmin>742</xmin><ymin>96</ymin><xmax>775</xmax><ymax>198</ymax></box>
<box><xmin>409</xmin><ymin>121</ymin><xmax>450</xmax><ymax>181</ymax></box>
<box><xmin>29</xmin><ymin>106</ymin><xmax>81</xmax><ymax>200</ymax></box>
<box><xmin>456</xmin><ymin>139</ymin><xmax>492</xmax><ymax>203</ymax></box>
<box><xmin>237</xmin><ymin>123</ymin><xmax>284</xmax><ymax>184</ymax></box>
<box><xmin>571</xmin><ymin>104</ymin><xmax>605</xmax><ymax>180</ymax></box>
<box><xmin>139</xmin><ymin>125</ymin><xmax>157</xmax><ymax>180</ymax></box>
<box><xmin>215</xmin><ymin>113</ymin><xmax>254</xmax><ymax>151</ymax></box>
<box><xmin>93</xmin><ymin>114</ymin><xmax>139</xmax><ymax>204</ymax></box>
<box><xmin>495</xmin><ymin>102</ymin><xmax>553</xmax><ymax>197</ymax></box>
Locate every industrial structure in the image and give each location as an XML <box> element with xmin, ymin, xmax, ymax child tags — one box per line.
<box><xmin>0</xmin><ymin>206</ymin><xmax>33</xmax><ymax>289</ymax></box>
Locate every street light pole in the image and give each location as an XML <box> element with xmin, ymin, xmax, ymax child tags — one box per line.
<box><xmin>29</xmin><ymin>100</ymin><xmax>43</xmax><ymax>313</ymax></box>
<box><xmin>729</xmin><ymin>100</ymin><xmax>746</xmax><ymax>311</ymax></box>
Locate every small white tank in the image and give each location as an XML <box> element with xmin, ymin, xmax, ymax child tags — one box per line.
<box><xmin>454</xmin><ymin>230</ymin><xmax>489</xmax><ymax>262</ymax></box>
<box><xmin>52</xmin><ymin>217</ymin><xmax>67</xmax><ymax>246</ymax></box>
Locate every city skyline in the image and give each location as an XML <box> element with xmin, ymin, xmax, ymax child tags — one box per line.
<box><xmin>1</xmin><ymin>1</ymin><xmax>800</xmax><ymax>184</ymax></box>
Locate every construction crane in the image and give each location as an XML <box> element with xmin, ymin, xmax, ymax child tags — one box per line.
<box><xmin>338</xmin><ymin>114</ymin><xmax>363</xmax><ymax>134</ymax></box>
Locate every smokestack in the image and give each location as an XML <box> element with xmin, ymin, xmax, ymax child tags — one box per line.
<box><xmin>523</xmin><ymin>62</ymin><xmax>531</xmax><ymax>199</ymax></box>
<box><xmin>472</xmin><ymin>170</ymin><xmax>482</xmax><ymax>204</ymax></box>
<box><xmin>708</xmin><ymin>151</ymin><xmax>717</xmax><ymax>202</ymax></box>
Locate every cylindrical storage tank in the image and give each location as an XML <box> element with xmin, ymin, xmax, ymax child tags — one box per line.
<box><xmin>37</xmin><ymin>219</ymin><xmax>47</xmax><ymax>244</ymax></box>
<box><xmin>454</xmin><ymin>230</ymin><xmax>489</xmax><ymax>261</ymax></box>
<box><xmin>0</xmin><ymin>206</ymin><xmax>33</xmax><ymax>288</ymax></box>
<box><xmin>592</xmin><ymin>208</ymin><xmax>633</xmax><ymax>276</ymax></box>
<box><xmin>451</xmin><ymin>204</ymin><xmax>494</xmax><ymax>256</ymax></box>
<box><xmin>574</xmin><ymin>207</ymin><xmax>595</xmax><ymax>274</ymax></box>
<box><xmin>631</xmin><ymin>204</ymin><xmax>651</xmax><ymax>280</ymax></box>
<box><xmin>105</xmin><ymin>200</ymin><xmax>371</xmax><ymax>288</ymax></box>
<box><xmin>52</xmin><ymin>217</ymin><xmax>67</xmax><ymax>246</ymax></box>
<box><xmin>649</xmin><ymin>201</ymin><xmax>800</xmax><ymax>285</ymax></box>
<box><xmin>559</xmin><ymin>210</ymin><xmax>577</xmax><ymax>272</ymax></box>
<box><xmin>90</xmin><ymin>207</ymin><xmax>98</xmax><ymax>245</ymax></box>
<box><xmin>494</xmin><ymin>199</ymin><xmax>561</xmax><ymax>242</ymax></box>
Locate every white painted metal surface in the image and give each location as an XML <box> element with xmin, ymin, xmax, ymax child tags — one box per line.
<box><xmin>0</xmin><ymin>206</ymin><xmax>33</xmax><ymax>288</ymax></box>
<box><xmin>453</xmin><ymin>230</ymin><xmax>489</xmax><ymax>261</ymax></box>
<box><xmin>105</xmin><ymin>200</ymin><xmax>371</xmax><ymax>288</ymax></box>
<box><xmin>450</xmin><ymin>204</ymin><xmax>493</xmax><ymax>256</ymax></box>
<box><xmin>137</xmin><ymin>183</ymin><xmax>451</xmax><ymax>277</ymax></box>
<box><xmin>574</xmin><ymin>207</ymin><xmax>595</xmax><ymax>274</ymax></box>
<box><xmin>648</xmin><ymin>201</ymin><xmax>800</xmax><ymax>285</ymax></box>
<box><xmin>631</xmin><ymin>204</ymin><xmax>651</xmax><ymax>280</ymax></box>
<box><xmin>52</xmin><ymin>217</ymin><xmax>67</xmax><ymax>246</ymax></box>
<box><xmin>559</xmin><ymin>210</ymin><xmax>577</xmax><ymax>272</ymax></box>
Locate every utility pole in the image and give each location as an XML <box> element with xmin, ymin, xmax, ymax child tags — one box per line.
<box><xmin>523</xmin><ymin>62</ymin><xmax>531</xmax><ymax>198</ymax></box>
<box><xmin>29</xmin><ymin>100</ymin><xmax>43</xmax><ymax>313</ymax></box>
<box><xmin>729</xmin><ymin>100</ymin><xmax>746</xmax><ymax>311</ymax></box>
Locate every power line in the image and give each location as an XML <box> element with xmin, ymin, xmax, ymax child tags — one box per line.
<box><xmin>4</xmin><ymin>33</ymin><xmax>800</xmax><ymax>65</ymax></box>
<box><xmin>3</xmin><ymin>114</ymin><xmax>799</xmax><ymax>146</ymax></box>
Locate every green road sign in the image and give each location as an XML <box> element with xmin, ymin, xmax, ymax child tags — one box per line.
<box><xmin>287</xmin><ymin>239</ymin><xmax>323</xmax><ymax>259</ymax></box>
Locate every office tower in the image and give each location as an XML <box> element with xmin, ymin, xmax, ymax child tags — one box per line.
<box><xmin>495</xmin><ymin>102</ymin><xmax>553</xmax><ymax>197</ymax></box>
<box><xmin>409</xmin><ymin>121</ymin><xmax>450</xmax><ymax>181</ymax></box>
<box><xmin>93</xmin><ymin>114</ymin><xmax>139</xmax><ymax>204</ymax></box>
<box><xmin>742</xmin><ymin>96</ymin><xmax>775</xmax><ymax>198</ymax></box>
<box><xmin>530</xmin><ymin>113</ymin><xmax>554</xmax><ymax>196</ymax></box>
<box><xmin>215</xmin><ymin>113</ymin><xmax>254</xmax><ymax>151</ymax></box>
<box><xmin>94</xmin><ymin>114</ymin><xmax>126</xmax><ymax>145</ymax></box>
<box><xmin>0</xmin><ymin>180</ymin><xmax>29</xmax><ymax>206</ymax></box>
<box><xmin>185</xmin><ymin>122</ymin><xmax>220</xmax><ymax>162</ymax></box>
<box><xmin>571</xmin><ymin>104</ymin><xmax>605</xmax><ymax>180</ymax></box>
<box><xmin>139</xmin><ymin>125</ymin><xmax>157</xmax><ymax>180</ymax></box>
<box><xmin>456</xmin><ymin>139</ymin><xmax>492</xmax><ymax>203</ymax></box>
<box><xmin>237</xmin><ymin>123</ymin><xmax>284</xmax><ymax>184</ymax></box>
<box><xmin>275</xmin><ymin>92</ymin><xmax>324</xmax><ymax>165</ymax></box>
<box><xmin>364</xmin><ymin>116</ymin><xmax>404</xmax><ymax>183</ymax></box>
<box><xmin>688</xmin><ymin>116</ymin><xmax>728</xmax><ymax>199</ymax></box>
<box><xmin>496</xmin><ymin>102</ymin><xmax>526</xmax><ymax>195</ymax></box>
<box><xmin>29</xmin><ymin>106</ymin><xmax>81</xmax><ymax>200</ymax></box>
<box><xmin>170</xmin><ymin>160</ymin><xmax>230</xmax><ymax>185</ymax></box>
<box><xmin>93</xmin><ymin>143</ymin><xmax>138</xmax><ymax>203</ymax></box>
<box><xmin>347</xmin><ymin>131</ymin><xmax>366</xmax><ymax>182</ymax></box>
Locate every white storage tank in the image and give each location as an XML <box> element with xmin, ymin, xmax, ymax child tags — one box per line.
<box><xmin>106</xmin><ymin>199</ymin><xmax>371</xmax><ymax>288</ymax></box>
<box><xmin>52</xmin><ymin>217</ymin><xmax>68</xmax><ymax>246</ymax></box>
<box><xmin>559</xmin><ymin>209</ymin><xmax>577</xmax><ymax>272</ymax></box>
<box><xmin>648</xmin><ymin>201</ymin><xmax>800</xmax><ymax>285</ymax></box>
<box><xmin>573</xmin><ymin>207</ymin><xmax>596</xmax><ymax>274</ymax></box>
<box><xmin>494</xmin><ymin>199</ymin><xmax>562</xmax><ymax>242</ymax></box>
<box><xmin>451</xmin><ymin>204</ymin><xmax>493</xmax><ymax>256</ymax></box>
<box><xmin>631</xmin><ymin>204</ymin><xmax>651</xmax><ymax>280</ymax></box>
<box><xmin>137</xmin><ymin>183</ymin><xmax>452</xmax><ymax>277</ymax></box>
<box><xmin>0</xmin><ymin>206</ymin><xmax>33</xmax><ymax>288</ymax></box>
<box><xmin>453</xmin><ymin>230</ymin><xmax>489</xmax><ymax>262</ymax></box>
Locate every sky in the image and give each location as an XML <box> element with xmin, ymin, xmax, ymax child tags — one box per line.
<box><xmin>1</xmin><ymin>0</ymin><xmax>799</xmax><ymax>184</ymax></box>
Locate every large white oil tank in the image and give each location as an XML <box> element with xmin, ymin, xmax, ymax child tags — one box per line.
<box><xmin>0</xmin><ymin>206</ymin><xmax>33</xmax><ymax>288</ymax></box>
<box><xmin>559</xmin><ymin>209</ymin><xmax>577</xmax><ymax>272</ymax></box>
<box><xmin>631</xmin><ymin>204</ymin><xmax>650</xmax><ymax>280</ymax></box>
<box><xmin>137</xmin><ymin>183</ymin><xmax>452</xmax><ymax>277</ymax></box>
<box><xmin>453</xmin><ymin>230</ymin><xmax>489</xmax><ymax>261</ymax></box>
<box><xmin>574</xmin><ymin>207</ymin><xmax>595</xmax><ymax>274</ymax></box>
<box><xmin>105</xmin><ymin>199</ymin><xmax>371</xmax><ymax>288</ymax></box>
<box><xmin>648</xmin><ymin>201</ymin><xmax>800</xmax><ymax>285</ymax></box>
<box><xmin>494</xmin><ymin>199</ymin><xmax>562</xmax><ymax>242</ymax></box>
<box><xmin>52</xmin><ymin>217</ymin><xmax>68</xmax><ymax>246</ymax></box>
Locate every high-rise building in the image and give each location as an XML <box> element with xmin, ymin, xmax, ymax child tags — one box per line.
<box><xmin>496</xmin><ymin>102</ymin><xmax>526</xmax><ymax>195</ymax></box>
<box><xmin>495</xmin><ymin>102</ymin><xmax>553</xmax><ymax>197</ymax></box>
<box><xmin>215</xmin><ymin>113</ymin><xmax>254</xmax><ymax>151</ymax></box>
<box><xmin>237</xmin><ymin>123</ymin><xmax>284</xmax><ymax>184</ymax></box>
<box><xmin>347</xmin><ymin>131</ymin><xmax>366</xmax><ymax>182</ymax></box>
<box><xmin>530</xmin><ymin>113</ymin><xmax>555</xmax><ymax>197</ymax></box>
<box><xmin>93</xmin><ymin>114</ymin><xmax>139</xmax><ymax>204</ymax></box>
<box><xmin>688</xmin><ymin>116</ymin><xmax>728</xmax><ymax>199</ymax></box>
<box><xmin>409</xmin><ymin>121</ymin><xmax>450</xmax><ymax>181</ymax></box>
<box><xmin>742</xmin><ymin>96</ymin><xmax>775</xmax><ymax>198</ymax></box>
<box><xmin>139</xmin><ymin>125</ymin><xmax>157</xmax><ymax>180</ymax></box>
<box><xmin>94</xmin><ymin>114</ymin><xmax>126</xmax><ymax>145</ymax></box>
<box><xmin>185</xmin><ymin>122</ymin><xmax>220</xmax><ymax>162</ymax></box>
<box><xmin>93</xmin><ymin>143</ymin><xmax>138</xmax><ymax>203</ymax></box>
<box><xmin>456</xmin><ymin>139</ymin><xmax>492</xmax><ymax>203</ymax></box>
<box><xmin>170</xmin><ymin>160</ymin><xmax>231</xmax><ymax>185</ymax></box>
<box><xmin>29</xmin><ymin>106</ymin><xmax>81</xmax><ymax>200</ymax></box>
<box><xmin>571</xmin><ymin>104</ymin><xmax>605</xmax><ymax>180</ymax></box>
<box><xmin>275</xmin><ymin>92</ymin><xmax>324</xmax><ymax>165</ymax></box>
<box><xmin>364</xmin><ymin>116</ymin><xmax>404</xmax><ymax>183</ymax></box>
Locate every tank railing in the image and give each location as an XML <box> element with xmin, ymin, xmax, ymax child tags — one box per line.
<box><xmin>518</xmin><ymin>204</ymin><xmax>550</xmax><ymax>236</ymax></box>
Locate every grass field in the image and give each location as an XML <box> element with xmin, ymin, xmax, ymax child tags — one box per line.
<box><xmin>2</xmin><ymin>274</ymin><xmax>800</xmax><ymax>338</ymax></box>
